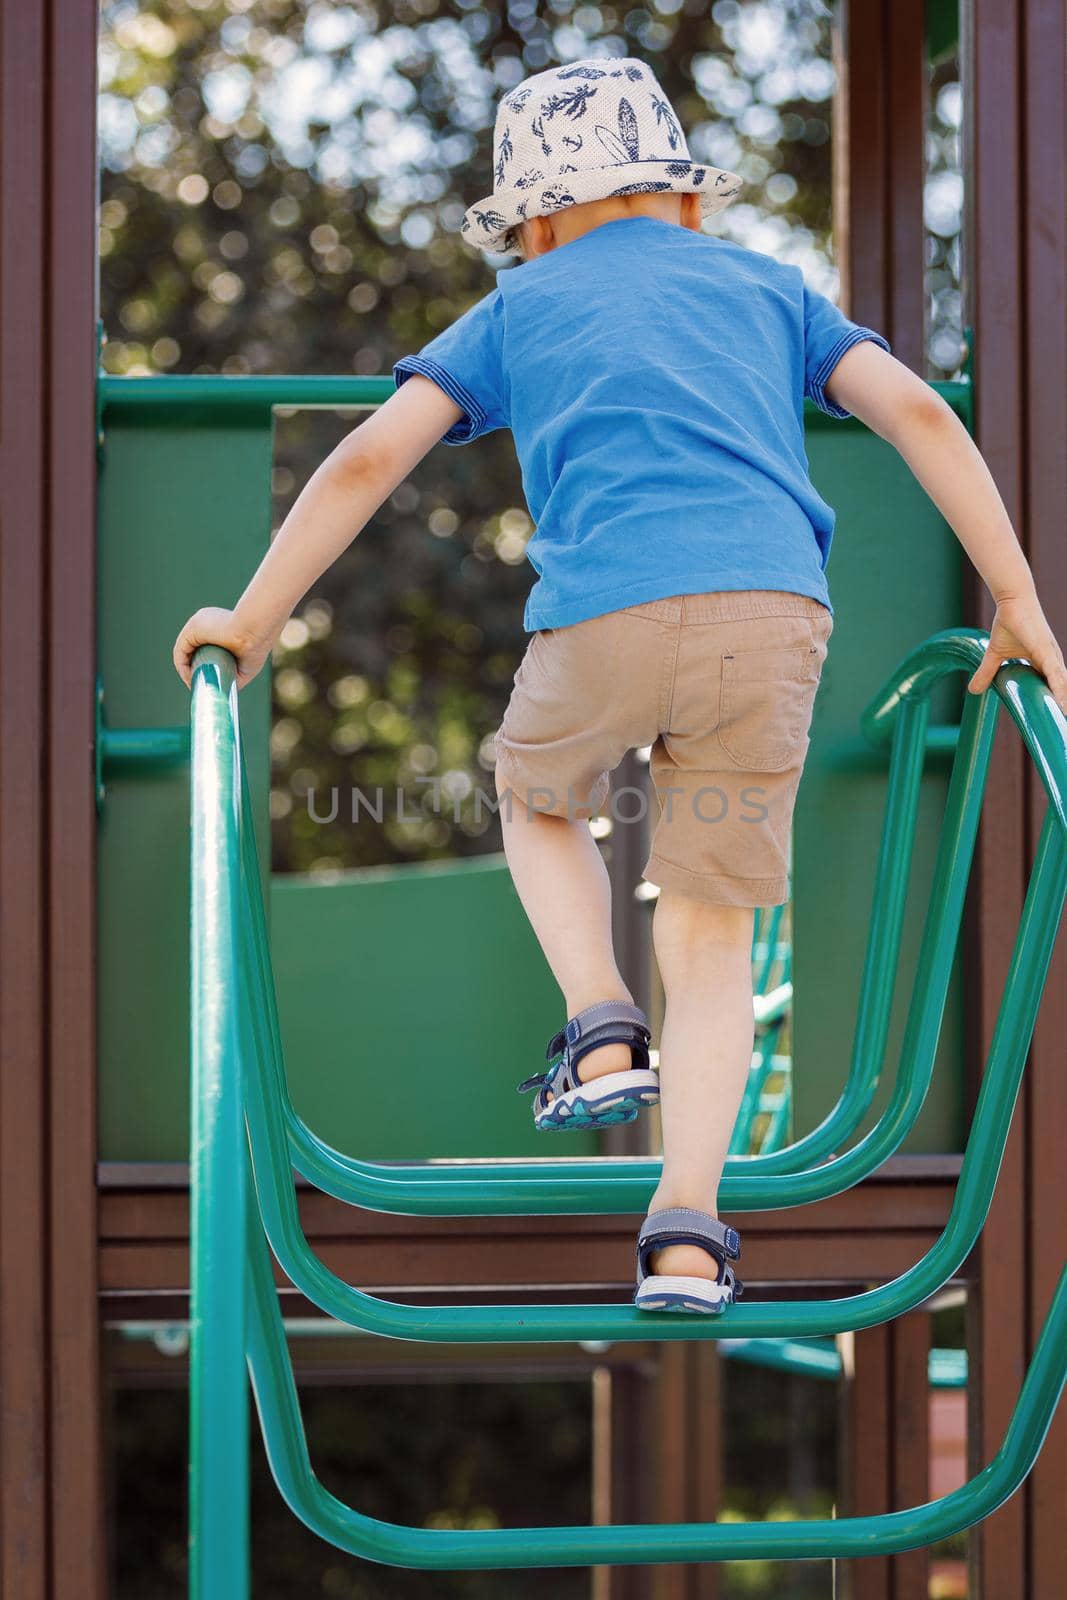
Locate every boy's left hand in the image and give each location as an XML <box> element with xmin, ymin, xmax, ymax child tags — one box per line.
<box><xmin>172</xmin><ymin>605</ymin><xmax>277</xmax><ymax>692</ymax></box>
<box><xmin>967</xmin><ymin>593</ymin><xmax>1067</xmax><ymax>718</ymax></box>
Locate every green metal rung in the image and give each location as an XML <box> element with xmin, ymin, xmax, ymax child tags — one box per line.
<box><xmin>113</xmin><ymin>1316</ymin><xmax>969</xmax><ymax>1390</ymax></box>
<box><xmin>188</xmin><ymin>631</ymin><xmax>1067</xmax><ymax>1587</ymax></box>
<box><xmin>719</xmin><ymin>1337</ymin><xmax>968</xmax><ymax>1388</ymax></box>
<box><xmin>98</xmin><ymin>372</ymin><xmax>972</xmax><ymax>430</ymax></box>
<box><xmin>234</xmin><ymin>803</ymin><xmax>1065</xmax><ymax>1339</ymax></box>
<box><xmin>242</xmin><ymin>638</ymin><xmax>1004</xmax><ymax>1213</ymax></box>
<box><xmin>242</xmin><ymin>1196</ymin><xmax>1066</xmax><ymax>1568</ymax></box>
<box><xmin>95</xmin><ymin>675</ymin><xmax>189</xmax><ymax>812</ymax></box>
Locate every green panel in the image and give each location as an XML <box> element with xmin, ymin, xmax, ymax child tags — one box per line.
<box><xmin>97</xmin><ymin>380</ymin><xmax>970</xmax><ymax>1163</ymax></box>
<box><xmin>927</xmin><ymin>0</ymin><xmax>960</xmax><ymax>65</ymax></box>
<box><xmin>97</xmin><ymin>415</ymin><xmax>273</xmax><ymax>1160</ymax></box>
<box><xmin>793</xmin><ymin>415</ymin><xmax>965</xmax><ymax>1153</ymax></box>
<box><xmin>269</xmin><ymin>855</ymin><xmax>598</xmax><ymax>1159</ymax></box>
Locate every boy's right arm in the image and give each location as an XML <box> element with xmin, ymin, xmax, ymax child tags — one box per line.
<box><xmin>172</xmin><ymin>374</ymin><xmax>466</xmax><ymax>689</ymax></box>
<box><xmin>825</xmin><ymin>340</ymin><xmax>1067</xmax><ymax>715</ymax></box>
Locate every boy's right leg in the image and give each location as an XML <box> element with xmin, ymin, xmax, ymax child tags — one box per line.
<box><xmin>496</xmin><ymin>776</ymin><xmax>635</xmax><ymax>1086</ymax></box>
<box><xmin>645</xmin><ymin>890</ymin><xmax>756</xmax><ymax>1284</ymax></box>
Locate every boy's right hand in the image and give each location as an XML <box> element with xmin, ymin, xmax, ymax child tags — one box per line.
<box><xmin>172</xmin><ymin>605</ymin><xmax>279</xmax><ymax>692</ymax></box>
<box><xmin>967</xmin><ymin>592</ymin><xmax>1067</xmax><ymax>717</ymax></box>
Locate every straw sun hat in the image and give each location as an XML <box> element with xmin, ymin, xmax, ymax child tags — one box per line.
<box><xmin>461</xmin><ymin>57</ymin><xmax>744</xmax><ymax>255</ymax></box>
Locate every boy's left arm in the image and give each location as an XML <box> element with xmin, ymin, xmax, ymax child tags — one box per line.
<box><xmin>172</xmin><ymin>374</ymin><xmax>463</xmax><ymax>688</ymax></box>
<box><xmin>824</xmin><ymin>339</ymin><xmax>1067</xmax><ymax>715</ymax></box>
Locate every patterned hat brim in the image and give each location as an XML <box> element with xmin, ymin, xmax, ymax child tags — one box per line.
<box><xmin>462</xmin><ymin>159</ymin><xmax>744</xmax><ymax>255</ymax></box>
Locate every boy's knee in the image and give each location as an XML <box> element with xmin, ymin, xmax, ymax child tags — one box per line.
<box><xmin>653</xmin><ymin>890</ymin><xmax>754</xmax><ymax>948</ymax></box>
<box><xmin>494</xmin><ymin>764</ymin><xmax>543</xmax><ymax>822</ymax></box>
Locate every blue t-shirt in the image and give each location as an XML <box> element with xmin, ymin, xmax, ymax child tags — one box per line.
<box><xmin>393</xmin><ymin>215</ymin><xmax>890</xmax><ymax>630</ymax></box>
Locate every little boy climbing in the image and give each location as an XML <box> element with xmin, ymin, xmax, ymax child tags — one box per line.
<box><xmin>174</xmin><ymin>58</ymin><xmax>1067</xmax><ymax>1315</ymax></box>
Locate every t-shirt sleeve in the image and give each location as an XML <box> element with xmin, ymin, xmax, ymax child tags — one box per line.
<box><xmin>802</xmin><ymin>282</ymin><xmax>892</xmax><ymax>419</ymax></box>
<box><xmin>392</xmin><ymin>287</ymin><xmax>508</xmax><ymax>445</ymax></box>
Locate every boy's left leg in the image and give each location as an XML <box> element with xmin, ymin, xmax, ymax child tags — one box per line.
<box><xmin>495</xmin><ymin>778</ymin><xmax>634</xmax><ymax>1088</ymax></box>
<box><xmin>644</xmin><ymin>889</ymin><xmax>756</xmax><ymax>1284</ymax></box>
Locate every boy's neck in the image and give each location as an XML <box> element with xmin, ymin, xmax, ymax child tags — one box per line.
<box><xmin>518</xmin><ymin>193</ymin><xmax>703</xmax><ymax>260</ymax></box>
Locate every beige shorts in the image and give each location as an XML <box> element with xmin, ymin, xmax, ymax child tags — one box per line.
<box><xmin>492</xmin><ymin>589</ymin><xmax>833</xmax><ymax>908</ymax></box>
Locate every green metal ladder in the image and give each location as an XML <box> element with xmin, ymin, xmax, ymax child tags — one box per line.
<box><xmin>187</xmin><ymin>629</ymin><xmax>1067</xmax><ymax>1593</ymax></box>
<box><xmin>729</xmin><ymin>901</ymin><xmax>793</xmax><ymax>1156</ymax></box>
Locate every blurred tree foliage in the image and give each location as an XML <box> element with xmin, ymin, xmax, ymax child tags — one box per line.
<box><xmin>99</xmin><ymin>0</ymin><xmax>960</xmax><ymax>875</ymax></box>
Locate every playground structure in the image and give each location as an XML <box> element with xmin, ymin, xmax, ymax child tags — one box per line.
<box><xmin>3</xmin><ymin>2</ymin><xmax>1067</xmax><ymax>1597</ymax></box>
<box><xmin>185</xmin><ymin>627</ymin><xmax>1067</xmax><ymax>1588</ymax></box>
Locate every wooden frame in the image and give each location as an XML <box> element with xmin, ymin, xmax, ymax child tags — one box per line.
<box><xmin>962</xmin><ymin>2</ymin><xmax>1067</xmax><ymax>1593</ymax></box>
<box><xmin>1</xmin><ymin>0</ymin><xmax>1063</xmax><ymax>1593</ymax></box>
<box><xmin>840</xmin><ymin>1</ymin><xmax>1067</xmax><ymax>1590</ymax></box>
<box><xmin>0</xmin><ymin>3</ymin><xmax>105</xmax><ymax>1598</ymax></box>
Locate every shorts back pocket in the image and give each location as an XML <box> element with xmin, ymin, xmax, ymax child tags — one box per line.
<box><xmin>718</xmin><ymin>643</ymin><xmax>825</xmax><ymax>771</ymax></box>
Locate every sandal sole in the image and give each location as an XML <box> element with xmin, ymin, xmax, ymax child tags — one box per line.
<box><xmin>533</xmin><ymin>1070</ymin><xmax>660</xmax><ymax>1130</ymax></box>
<box><xmin>634</xmin><ymin>1295</ymin><xmax>730</xmax><ymax>1315</ymax></box>
<box><xmin>534</xmin><ymin>1088</ymin><xmax>660</xmax><ymax>1130</ymax></box>
<box><xmin>635</xmin><ymin>1274</ymin><xmax>733</xmax><ymax>1315</ymax></box>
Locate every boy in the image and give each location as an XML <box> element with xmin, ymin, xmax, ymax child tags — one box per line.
<box><xmin>174</xmin><ymin>58</ymin><xmax>1067</xmax><ymax>1315</ymax></box>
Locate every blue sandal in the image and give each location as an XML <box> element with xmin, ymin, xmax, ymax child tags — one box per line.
<box><xmin>516</xmin><ymin>1000</ymin><xmax>657</xmax><ymax>1131</ymax></box>
<box><xmin>633</xmin><ymin>1208</ymin><xmax>744</xmax><ymax>1314</ymax></box>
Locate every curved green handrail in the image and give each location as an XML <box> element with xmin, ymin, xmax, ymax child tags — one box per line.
<box><xmin>244</xmin><ymin>1171</ymin><xmax>1066</xmax><ymax>1566</ymax></box>
<box><xmin>238</xmin><ymin>661</ymin><xmax>997</xmax><ymax>1213</ymax></box>
<box><xmin>728</xmin><ymin>907</ymin><xmax>791</xmax><ymax>1156</ymax></box>
<box><xmin>278</xmin><ymin>677</ymin><xmax>934</xmax><ymax>1195</ymax></box>
<box><xmin>748</xmin><ymin>691</ymin><xmax>929</xmax><ymax>1170</ymax></box>
<box><xmin>728</xmin><ymin>1025</ymin><xmax>786</xmax><ymax>1157</ymax></box>
<box><xmin>186</xmin><ymin>631</ymin><xmax>1067</xmax><ymax>1583</ymax></box>
<box><xmin>237</xmin><ymin>790</ymin><xmax>1065</xmax><ymax>1339</ymax></box>
<box><xmin>188</xmin><ymin>656</ymin><xmax>249</xmax><ymax>1598</ymax></box>
<box><xmin>188</xmin><ymin>628</ymin><xmax>1067</xmax><ymax>1221</ymax></box>
<box><xmin>719</xmin><ymin>1336</ymin><xmax>968</xmax><ymax>1387</ymax></box>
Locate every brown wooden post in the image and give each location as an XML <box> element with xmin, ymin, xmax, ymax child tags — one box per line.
<box><xmin>839</xmin><ymin>1314</ymin><xmax>930</xmax><ymax>1599</ymax></box>
<box><xmin>0</xmin><ymin>12</ymin><xmax>51</xmax><ymax>1591</ymax></box>
<box><xmin>600</xmin><ymin>1360</ymin><xmax>653</xmax><ymax>1600</ymax></box>
<box><xmin>835</xmin><ymin>11</ymin><xmax>941</xmax><ymax>1587</ymax></box>
<box><xmin>839</xmin><ymin>1323</ymin><xmax>893</xmax><ymax>1600</ymax></box>
<box><xmin>888</xmin><ymin>1313</ymin><xmax>932</xmax><ymax>1600</ymax></box>
<box><xmin>841</xmin><ymin>0</ymin><xmax>1067</xmax><ymax>1591</ymax></box>
<box><xmin>0</xmin><ymin>2</ymin><xmax>105</xmax><ymax>1597</ymax></box>
<box><xmin>837</xmin><ymin>0</ymin><xmax>927</xmax><ymax>371</ymax></box>
<box><xmin>1019</xmin><ymin>2</ymin><xmax>1067</xmax><ymax>1592</ymax></box>
<box><xmin>652</xmin><ymin>1344</ymin><xmax>722</xmax><ymax>1600</ymax></box>
<box><xmin>962</xmin><ymin>2</ymin><xmax>1032</xmax><ymax>1595</ymax></box>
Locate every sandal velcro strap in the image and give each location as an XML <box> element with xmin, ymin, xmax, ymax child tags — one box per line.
<box><xmin>636</xmin><ymin>1207</ymin><xmax>743</xmax><ymax>1288</ymax></box>
<box><xmin>545</xmin><ymin>1000</ymin><xmax>651</xmax><ymax>1072</ymax></box>
<box><xmin>518</xmin><ymin>1000</ymin><xmax>652</xmax><ymax>1100</ymax></box>
<box><xmin>546</xmin><ymin>999</ymin><xmax>650</xmax><ymax>1059</ymax></box>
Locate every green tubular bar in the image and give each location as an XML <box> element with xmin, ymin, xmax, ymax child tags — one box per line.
<box><xmin>99</xmin><ymin>371</ymin><xmax>972</xmax><ymax>427</ymax></box>
<box><xmin>238</xmin><ymin>656</ymin><xmax>998</xmax><ymax>1215</ymax></box>
<box><xmin>728</xmin><ymin>1027</ymin><xmax>782</xmax><ymax>1156</ymax></box>
<box><xmin>244</xmin><ymin>1172</ymin><xmax>1067</xmax><ymax>1568</ymax></box>
<box><xmin>720</xmin><ymin>1336</ymin><xmax>843</xmax><ymax>1379</ymax></box>
<box><xmin>189</xmin><ymin>656</ymin><xmax>249</xmax><ymax>1596</ymax></box>
<box><xmin>759</xmin><ymin>1064</ymin><xmax>793</xmax><ymax>1154</ymax></box>
<box><xmin>719</xmin><ymin>1337</ymin><xmax>968</xmax><ymax>1387</ymax></box>
<box><xmin>728</xmin><ymin>905</ymin><xmax>792</xmax><ymax>1157</ymax></box>
<box><xmin>749</xmin><ymin>692</ymin><xmax>928</xmax><ymax>1172</ymax></box>
<box><xmin>271</xmin><ymin>672</ymin><xmax>935</xmax><ymax>1199</ymax></box>
<box><xmin>186</xmin><ymin>631</ymin><xmax>1067</xmax><ymax>1579</ymax></box>
<box><xmin>753</xmin><ymin>902</ymin><xmax>785</xmax><ymax>993</ymax></box>
<box><xmin>212</xmin><ymin>631</ymin><xmax>1067</xmax><ymax>1219</ymax></box>
<box><xmin>235</xmin><ymin>799</ymin><xmax>1065</xmax><ymax>1340</ymax></box>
